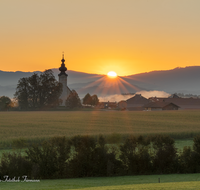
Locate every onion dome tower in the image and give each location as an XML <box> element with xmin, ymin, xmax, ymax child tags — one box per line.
<box><xmin>58</xmin><ymin>54</ymin><xmax>68</xmax><ymax>77</ymax></box>
<box><xmin>58</xmin><ymin>53</ymin><xmax>71</xmax><ymax>106</ymax></box>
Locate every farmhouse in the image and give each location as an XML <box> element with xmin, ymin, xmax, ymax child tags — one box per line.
<box><xmin>150</xmin><ymin>94</ymin><xmax>200</xmax><ymax>109</ymax></box>
<box><xmin>126</xmin><ymin>94</ymin><xmax>151</xmax><ymax>110</ymax></box>
<box><xmin>144</xmin><ymin>102</ymin><xmax>179</xmax><ymax>111</ymax></box>
<box><xmin>58</xmin><ymin>54</ymin><xmax>71</xmax><ymax>106</ymax></box>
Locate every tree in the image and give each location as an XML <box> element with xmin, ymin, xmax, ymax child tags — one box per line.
<box><xmin>25</xmin><ymin>136</ymin><xmax>71</xmax><ymax>178</ymax></box>
<box><xmin>0</xmin><ymin>96</ymin><xmax>12</xmax><ymax>111</ymax></box>
<box><xmin>65</xmin><ymin>90</ymin><xmax>82</xmax><ymax>109</ymax></box>
<box><xmin>83</xmin><ymin>93</ymin><xmax>92</xmax><ymax>105</ymax></box>
<box><xmin>14</xmin><ymin>77</ymin><xmax>29</xmax><ymax>109</ymax></box>
<box><xmin>82</xmin><ymin>93</ymin><xmax>99</xmax><ymax>106</ymax></box>
<box><xmin>28</xmin><ymin>73</ymin><xmax>40</xmax><ymax>108</ymax></box>
<box><xmin>38</xmin><ymin>70</ymin><xmax>62</xmax><ymax>108</ymax></box>
<box><xmin>14</xmin><ymin>70</ymin><xmax>62</xmax><ymax>110</ymax></box>
<box><xmin>120</xmin><ymin>135</ymin><xmax>152</xmax><ymax>175</ymax></box>
<box><xmin>91</xmin><ymin>94</ymin><xmax>99</xmax><ymax>106</ymax></box>
<box><xmin>151</xmin><ymin>135</ymin><xmax>177</xmax><ymax>174</ymax></box>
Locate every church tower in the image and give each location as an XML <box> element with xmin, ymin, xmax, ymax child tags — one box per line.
<box><xmin>58</xmin><ymin>53</ymin><xmax>71</xmax><ymax>106</ymax></box>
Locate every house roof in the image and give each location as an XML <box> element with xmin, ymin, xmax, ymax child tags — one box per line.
<box><xmin>144</xmin><ymin>102</ymin><xmax>179</xmax><ymax>108</ymax></box>
<box><xmin>151</xmin><ymin>98</ymin><xmax>200</xmax><ymax>106</ymax></box>
<box><xmin>168</xmin><ymin>94</ymin><xmax>180</xmax><ymax>98</ymax></box>
<box><xmin>126</xmin><ymin>94</ymin><xmax>151</xmax><ymax>104</ymax></box>
<box><xmin>149</xmin><ymin>96</ymin><xmax>200</xmax><ymax>109</ymax></box>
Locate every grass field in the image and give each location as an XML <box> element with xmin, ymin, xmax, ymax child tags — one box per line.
<box><xmin>0</xmin><ymin>110</ymin><xmax>200</xmax><ymax>148</ymax></box>
<box><xmin>1</xmin><ymin>173</ymin><xmax>200</xmax><ymax>190</ymax></box>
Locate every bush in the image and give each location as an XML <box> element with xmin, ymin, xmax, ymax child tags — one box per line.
<box><xmin>3</xmin><ymin>134</ymin><xmax>200</xmax><ymax>179</ymax></box>
<box><xmin>68</xmin><ymin>135</ymin><xmax>122</xmax><ymax>177</ymax></box>
<box><xmin>120</xmin><ymin>135</ymin><xmax>152</xmax><ymax>175</ymax></box>
<box><xmin>178</xmin><ymin>146</ymin><xmax>199</xmax><ymax>173</ymax></box>
<box><xmin>25</xmin><ymin>136</ymin><xmax>70</xmax><ymax>179</ymax></box>
<box><xmin>0</xmin><ymin>152</ymin><xmax>31</xmax><ymax>177</ymax></box>
<box><xmin>151</xmin><ymin>135</ymin><xmax>177</xmax><ymax>174</ymax></box>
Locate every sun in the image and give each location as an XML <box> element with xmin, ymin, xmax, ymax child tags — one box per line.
<box><xmin>107</xmin><ymin>71</ymin><xmax>117</xmax><ymax>78</ymax></box>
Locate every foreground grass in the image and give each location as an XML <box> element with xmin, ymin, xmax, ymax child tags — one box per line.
<box><xmin>1</xmin><ymin>173</ymin><xmax>200</xmax><ymax>190</ymax></box>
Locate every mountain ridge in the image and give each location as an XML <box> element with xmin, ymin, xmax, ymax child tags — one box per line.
<box><xmin>1</xmin><ymin>66</ymin><xmax>200</xmax><ymax>98</ymax></box>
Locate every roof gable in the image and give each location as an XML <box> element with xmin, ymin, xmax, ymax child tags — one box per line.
<box><xmin>126</xmin><ymin>94</ymin><xmax>151</xmax><ymax>104</ymax></box>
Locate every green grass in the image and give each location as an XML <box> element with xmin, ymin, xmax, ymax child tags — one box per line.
<box><xmin>175</xmin><ymin>139</ymin><xmax>194</xmax><ymax>150</ymax></box>
<box><xmin>1</xmin><ymin>110</ymin><xmax>200</xmax><ymax>148</ymax></box>
<box><xmin>1</xmin><ymin>173</ymin><xmax>200</xmax><ymax>190</ymax></box>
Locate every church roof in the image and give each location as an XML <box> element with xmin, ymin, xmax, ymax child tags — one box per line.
<box><xmin>58</xmin><ymin>53</ymin><xmax>68</xmax><ymax>76</ymax></box>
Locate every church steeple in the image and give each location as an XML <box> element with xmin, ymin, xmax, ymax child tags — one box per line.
<box><xmin>59</xmin><ymin>53</ymin><xmax>68</xmax><ymax>76</ymax></box>
<box><xmin>58</xmin><ymin>53</ymin><xmax>71</xmax><ymax>106</ymax></box>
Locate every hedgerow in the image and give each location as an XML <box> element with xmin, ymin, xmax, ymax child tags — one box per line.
<box><xmin>1</xmin><ymin>134</ymin><xmax>200</xmax><ymax>179</ymax></box>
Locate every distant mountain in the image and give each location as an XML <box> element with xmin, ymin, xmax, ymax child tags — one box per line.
<box><xmin>0</xmin><ymin>69</ymin><xmax>102</xmax><ymax>86</ymax></box>
<box><xmin>0</xmin><ymin>85</ymin><xmax>17</xmax><ymax>98</ymax></box>
<box><xmin>122</xmin><ymin>66</ymin><xmax>200</xmax><ymax>94</ymax></box>
<box><xmin>1</xmin><ymin>66</ymin><xmax>200</xmax><ymax>98</ymax></box>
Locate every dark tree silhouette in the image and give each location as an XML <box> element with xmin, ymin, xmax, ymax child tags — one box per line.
<box><xmin>83</xmin><ymin>93</ymin><xmax>92</xmax><ymax>105</ymax></box>
<box><xmin>0</xmin><ymin>96</ymin><xmax>12</xmax><ymax>111</ymax></box>
<box><xmin>14</xmin><ymin>77</ymin><xmax>29</xmax><ymax>109</ymax></box>
<box><xmin>91</xmin><ymin>94</ymin><xmax>99</xmax><ymax>106</ymax></box>
<box><xmin>83</xmin><ymin>93</ymin><xmax>99</xmax><ymax>106</ymax></box>
<box><xmin>65</xmin><ymin>90</ymin><xmax>82</xmax><ymax>109</ymax></box>
<box><xmin>14</xmin><ymin>70</ymin><xmax>62</xmax><ymax>110</ymax></box>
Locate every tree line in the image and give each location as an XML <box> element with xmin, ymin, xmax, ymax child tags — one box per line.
<box><xmin>1</xmin><ymin>134</ymin><xmax>200</xmax><ymax>179</ymax></box>
<box><xmin>0</xmin><ymin>69</ymin><xmax>99</xmax><ymax>110</ymax></box>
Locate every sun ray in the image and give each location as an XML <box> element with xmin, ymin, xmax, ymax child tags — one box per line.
<box><xmin>118</xmin><ymin>77</ymin><xmax>141</xmax><ymax>92</ymax></box>
<box><xmin>76</xmin><ymin>71</ymin><xmax>144</xmax><ymax>97</ymax></box>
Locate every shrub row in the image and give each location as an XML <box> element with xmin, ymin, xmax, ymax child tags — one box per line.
<box><xmin>1</xmin><ymin>135</ymin><xmax>200</xmax><ymax>179</ymax></box>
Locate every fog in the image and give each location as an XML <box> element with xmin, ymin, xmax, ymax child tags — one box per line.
<box><xmin>99</xmin><ymin>91</ymin><xmax>170</xmax><ymax>102</ymax></box>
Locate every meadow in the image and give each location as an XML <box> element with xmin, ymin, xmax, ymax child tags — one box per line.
<box><xmin>1</xmin><ymin>173</ymin><xmax>200</xmax><ymax>190</ymax></box>
<box><xmin>0</xmin><ymin>110</ymin><xmax>200</xmax><ymax>148</ymax></box>
<box><xmin>1</xmin><ymin>110</ymin><xmax>200</xmax><ymax>189</ymax></box>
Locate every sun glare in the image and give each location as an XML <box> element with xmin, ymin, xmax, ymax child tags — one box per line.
<box><xmin>107</xmin><ymin>71</ymin><xmax>117</xmax><ymax>78</ymax></box>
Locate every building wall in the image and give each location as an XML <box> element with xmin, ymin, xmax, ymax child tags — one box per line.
<box><xmin>154</xmin><ymin>98</ymin><xmax>200</xmax><ymax>110</ymax></box>
<box><xmin>59</xmin><ymin>75</ymin><xmax>71</xmax><ymax>106</ymax></box>
<box><xmin>163</xmin><ymin>104</ymin><xmax>179</xmax><ymax>110</ymax></box>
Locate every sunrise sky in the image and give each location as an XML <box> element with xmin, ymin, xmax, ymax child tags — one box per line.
<box><xmin>1</xmin><ymin>0</ymin><xmax>200</xmax><ymax>76</ymax></box>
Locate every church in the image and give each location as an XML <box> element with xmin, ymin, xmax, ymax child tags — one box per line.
<box><xmin>58</xmin><ymin>54</ymin><xmax>71</xmax><ymax>106</ymax></box>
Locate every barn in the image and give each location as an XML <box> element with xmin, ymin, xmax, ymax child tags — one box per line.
<box><xmin>144</xmin><ymin>101</ymin><xmax>179</xmax><ymax>111</ymax></box>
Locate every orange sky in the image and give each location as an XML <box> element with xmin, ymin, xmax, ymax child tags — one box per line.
<box><xmin>1</xmin><ymin>0</ymin><xmax>200</xmax><ymax>76</ymax></box>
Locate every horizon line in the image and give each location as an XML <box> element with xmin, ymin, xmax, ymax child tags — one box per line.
<box><xmin>0</xmin><ymin>65</ymin><xmax>200</xmax><ymax>77</ymax></box>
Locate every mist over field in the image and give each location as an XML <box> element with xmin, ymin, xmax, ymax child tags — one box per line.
<box><xmin>98</xmin><ymin>91</ymin><xmax>170</xmax><ymax>102</ymax></box>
